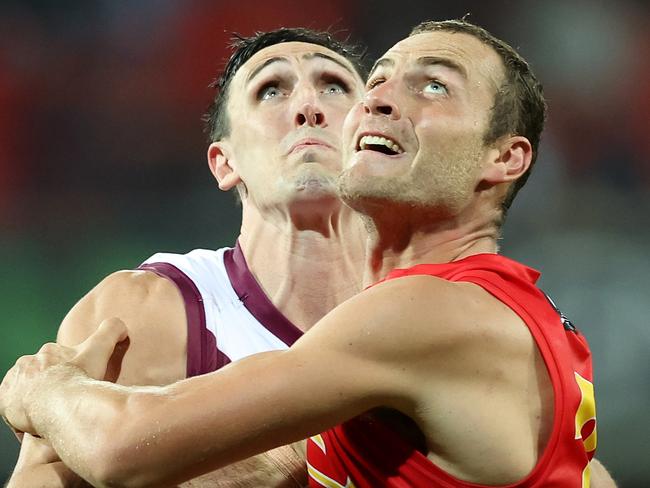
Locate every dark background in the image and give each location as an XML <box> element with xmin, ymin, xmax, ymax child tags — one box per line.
<box><xmin>1</xmin><ymin>0</ymin><xmax>648</xmax><ymax>485</ymax></box>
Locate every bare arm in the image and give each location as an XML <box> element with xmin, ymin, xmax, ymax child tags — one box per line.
<box><xmin>590</xmin><ymin>458</ymin><xmax>617</xmax><ymax>488</ymax></box>
<box><xmin>7</xmin><ymin>270</ymin><xmax>187</xmax><ymax>487</ymax></box>
<box><xmin>3</xmin><ymin>275</ymin><xmax>600</xmax><ymax>487</ymax></box>
<box><xmin>7</xmin><ymin>270</ymin><xmax>308</xmax><ymax>488</ymax></box>
<box><xmin>7</xmin><ymin>435</ymin><xmax>90</xmax><ymax>488</ymax></box>
<box><xmin>11</xmin><ymin>280</ymin><xmax>415</xmax><ymax>487</ymax></box>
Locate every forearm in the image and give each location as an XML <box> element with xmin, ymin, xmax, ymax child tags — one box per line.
<box><xmin>26</xmin><ymin>364</ymin><xmax>153</xmax><ymax>487</ymax></box>
<box><xmin>179</xmin><ymin>446</ymin><xmax>306</xmax><ymax>488</ymax></box>
<box><xmin>24</xmin><ymin>339</ymin><xmax>380</xmax><ymax>488</ymax></box>
<box><xmin>29</xmin><ymin>354</ymin><xmax>314</xmax><ymax>487</ymax></box>
<box><xmin>27</xmin><ymin>363</ymin><xmax>221</xmax><ymax>488</ymax></box>
<box><xmin>7</xmin><ymin>433</ymin><xmax>90</xmax><ymax>488</ymax></box>
<box><xmin>8</xmin><ymin>462</ymin><xmax>90</xmax><ymax>488</ymax></box>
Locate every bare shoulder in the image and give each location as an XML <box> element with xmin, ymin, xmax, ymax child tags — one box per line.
<box><xmin>363</xmin><ymin>275</ymin><xmax>550</xmax><ymax>482</ymax></box>
<box><xmin>289</xmin><ymin>273</ymin><xmax>534</xmax><ymax>405</ymax></box>
<box><xmin>367</xmin><ymin>274</ymin><xmax>538</xmax><ymax>381</ymax></box>
<box><xmin>58</xmin><ymin>269</ymin><xmax>188</xmax><ymax>385</ymax></box>
<box><xmin>316</xmin><ymin>274</ymin><xmax>532</xmax><ymax>358</ymax></box>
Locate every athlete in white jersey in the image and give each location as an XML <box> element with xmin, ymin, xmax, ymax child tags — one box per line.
<box><xmin>140</xmin><ymin>243</ymin><xmax>304</xmax><ymax>374</ymax></box>
<box><xmin>7</xmin><ymin>28</ymin><xmax>367</xmax><ymax>487</ymax></box>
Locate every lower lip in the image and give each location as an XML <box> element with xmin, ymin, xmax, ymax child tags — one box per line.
<box><xmin>356</xmin><ymin>149</ymin><xmax>404</xmax><ymax>159</ymax></box>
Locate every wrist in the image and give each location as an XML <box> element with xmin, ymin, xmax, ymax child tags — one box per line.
<box><xmin>25</xmin><ymin>363</ymin><xmax>84</xmax><ymax>437</ymax></box>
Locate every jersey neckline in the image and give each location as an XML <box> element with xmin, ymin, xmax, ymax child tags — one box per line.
<box><xmin>223</xmin><ymin>240</ymin><xmax>304</xmax><ymax>346</ymax></box>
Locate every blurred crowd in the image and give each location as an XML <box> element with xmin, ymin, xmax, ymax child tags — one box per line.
<box><xmin>1</xmin><ymin>0</ymin><xmax>647</xmax><ymax>228</ymax></box>
<box><xmin>0</xmin><ymin>0</ymin><xmax>355</xmax><ymax>230</ymax></box>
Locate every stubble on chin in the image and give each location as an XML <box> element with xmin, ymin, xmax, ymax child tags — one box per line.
<box><xmin>290</xmin><ymin>169</ymin><xmax>338</xmax><ymax>198</ymax></box>
<box><xmin>337</xmin><ymin>145</ymin><xmax>484</xmax><ymax>217</ymax></box>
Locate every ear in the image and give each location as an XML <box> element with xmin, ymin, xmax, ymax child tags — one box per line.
<box><xmin>207</xmin><ymin>141</ymin><xmax>241</xmax><ymax>191</ymax></box>
<box><xmin>481</xmin><ymin>136</ymin><xmax>533</xmax><ymax>185</ymax></box>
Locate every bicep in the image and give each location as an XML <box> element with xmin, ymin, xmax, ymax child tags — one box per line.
<box><xmin>219</xmin><ymin>297</ymin><xmax>411</xmax><ymax>446</ymax></box>
<box><xmin>57</xmin><ymin>270</ymin><xmax>188</xmax><ymax>385</ymax></box>
<box><xmin>180</xmin><ymin>278</ymin><xmax>447</xmax><ymax>460</ymax></box>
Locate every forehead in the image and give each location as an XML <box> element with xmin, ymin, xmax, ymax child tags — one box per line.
<box><xmin>235</xmin><ymin>41</ymin><xmax>357</xmax><ymax>82</ymax></box>
<box><xmin>379</xmin><ymin>31</ymin><xmax>504</xmax><ymax>87</ymax></box>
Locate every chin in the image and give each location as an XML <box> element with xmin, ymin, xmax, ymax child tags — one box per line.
<box><xmin>295</xmin><ymin>187</ymin><xmax>335</xmax><ymax>202</ymax></box>
<box><xmin>338</xmin><ymin>171</ymin><xmax>395</xmax><ymax>214</ymax></box>
<box><xmin>338</xmin><ymin>169</ymin><xmax>463</xmax><ymax>219</ymax></box>
<box><xmin>288</xmin><ymin>180</ymin><xmax>341</xmax><ymax>217</ymax></box>
<box><xmin>291</xmin><ymin>169</ymin><xmax>338</xmax><ymax>194</ymax></box>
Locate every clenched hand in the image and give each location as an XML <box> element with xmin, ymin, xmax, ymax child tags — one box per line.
<box><xmin>0</xmin><ymin>318</ymin><xmax>128</xmax><ymax>438</ymax></box>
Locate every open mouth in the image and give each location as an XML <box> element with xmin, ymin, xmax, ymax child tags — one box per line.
<box><xmin>357</xmin><ymin>135</ymin><xmax>404</xmax><ymax>156</ymax></box>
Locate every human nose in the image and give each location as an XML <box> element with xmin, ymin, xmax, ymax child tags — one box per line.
<box><xmin>293</xmin><ymin>87</ymin><xmax>326</xmax><ymax>128</ymax></box>
<box><xmin>295</xmin><ymin>102</ymin><xmax>325</xmax><ymax>127</ymax></box>
<box><xmin>362</xmin><ymin>82</ymin><xmax>400</xmax><ymax>120</ymax></box>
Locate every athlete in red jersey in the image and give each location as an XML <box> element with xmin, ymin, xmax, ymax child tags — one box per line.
<box><xmin>0</xmin><ymin>20</ymin><xmax>616</xmax><ymax>488</ymax></box>
<box><xmin>307</xmin><ymin>254</ymin><xmax>596</xmax><ymax>487</ymax></box>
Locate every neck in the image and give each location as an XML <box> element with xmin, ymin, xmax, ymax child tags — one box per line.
<box><xmin>361</xmin><ymin>197</ymin><xmax>501</xmax><ymax>285</ymax></box>
<box><xmin>239</xmin><ymin>200</ymin><xmax>366</xmax><ymax>332</ymax></box>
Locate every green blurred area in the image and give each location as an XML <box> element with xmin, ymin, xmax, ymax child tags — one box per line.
<box><xmin>0</xmin><ymin>188</ymin><xmax>241</xmax><ymax>479</ymax></box>
<box><xmin>1</xmin><ymin>237</ymin><xmax>151</xmax><ymax>372</ymax></box>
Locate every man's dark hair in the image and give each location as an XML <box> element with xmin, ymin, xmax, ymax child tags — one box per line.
<box><xmin>204</xmin><ymin>27</ymin><xmax>368</xmax><ymax>143</ymax></box>
<box><xmin>410</xmin><ymin>20</ymin><xmax>547</xmax><ymax>214</ymax></box>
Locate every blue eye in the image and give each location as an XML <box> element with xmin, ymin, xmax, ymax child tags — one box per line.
<box><xmin>424</xmin><ymin>81</ymin><xmax>447</xmax><ymax>95</ymax></box>
<box><xmin>323</xmin><ymin>83</ymin><xmax>346</xmax><ymax>95</ymax></box>
<box><xmin>259</xmin><ymin>86</ymin><xmax>282</xmax><ymax>100</ymax></box>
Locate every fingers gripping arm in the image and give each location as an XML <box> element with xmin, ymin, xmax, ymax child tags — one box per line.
<box><xmin>18</xmin><ymin>285</ymin><xmax>414</xmax><ymax>488</ymax></box>
<box><xmin>5</xmin><ymin>270</ymin><xmax>187</xmax><ymax>487</ymax></box>
<box><xmin>4</xmin><ymin>267</ymin><xmax>313</xmax><ymax>488</ymax></box>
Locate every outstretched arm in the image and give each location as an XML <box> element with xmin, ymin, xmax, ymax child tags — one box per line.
<box><xmin>2</xmin><ymin>281</ymin><xmax>413</xmax><ymax>488</ymax></box>
<box><xmin>19</xmin><ymin>347</ymin><xmax>393</xmax><ymax>487</ymax></box>
<box><xmin>5</xmin><ymin>269</ymin><xmax>311</xmax><ymax>488</ymax></box>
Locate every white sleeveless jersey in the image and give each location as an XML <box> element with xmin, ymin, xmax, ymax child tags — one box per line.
<box><xmin>139</xmin><ymin>242</ymin><xmax>303</xmax><ymax>377</ymax></box>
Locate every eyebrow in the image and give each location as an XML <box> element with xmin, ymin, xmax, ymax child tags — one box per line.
<box><xmin>246</xmin><ymin>57</ymin><xmax>290</xmax><ymax>84</ymax></box>
<box><xmin>417</xmin><ymin>56</ymin><xmax>468</xmax><ymax>79</ymax></box>
<box><xmin>302</xmin><ymin>52</ymin><xmax>355</xmax><ymax>76</ymax></box>
<box><xmin>246</xmin><ymin>52</ymin><xmax>355</xmax><ymax>85</ymax></box>
<box><xmin>368</xmin><ymin>57</ymin><xmax>393</xmax><ymax>78</ymax></box>
<box><xmin>368</xmin><ymin>56</ymin><xmax>468</xmax><ymax>80</ymax></box>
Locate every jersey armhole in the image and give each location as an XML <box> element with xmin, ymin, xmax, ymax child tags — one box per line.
<box><xmin>138</xmin><ymin>262</ymin><xmax>225</xmax><ymax>377</ymax></box>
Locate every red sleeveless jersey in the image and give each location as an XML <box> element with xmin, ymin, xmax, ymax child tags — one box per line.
<box><xmin>307</xmin><ymin>254</ymin><xmax>596</xmax><ymax>488</ymax></box>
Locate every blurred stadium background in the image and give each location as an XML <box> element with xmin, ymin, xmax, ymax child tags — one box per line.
<box><xmin>1</xmin><ymin>0</ymin><xmax>648</xmax><ymax>485</ymax></box>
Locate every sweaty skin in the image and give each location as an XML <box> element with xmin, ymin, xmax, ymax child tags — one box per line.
<box><xmin>6</xmin><ymin>40</ymin><xmax>366</xmax><ymax>488</ymax></box>
<box><xmin>1</xmin><ymin>31</ymin><xmax>615</xmax><ymax>488</ymax></box>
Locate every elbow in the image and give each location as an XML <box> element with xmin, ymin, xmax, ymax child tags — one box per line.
<box><xmin>79</xmin><ymin>419</ymin><xmax>152</xmax><ymax>488</ymax></box>
<box><xmin>81</xmin><ymin>429</ymin><xmax>145</xmax><ymax>488</ymax></box>
<box><xmin>83</xmin><ymin>395</ymin><xmax>167</xmax><ymax>488</ymax></box>
<box><xmin>85</xmin><ymin>434</ymin><xmax>155</xmax><ymax>488</ymax></box>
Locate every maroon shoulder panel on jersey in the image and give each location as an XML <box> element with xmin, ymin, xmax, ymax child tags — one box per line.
<box><xmin>138</xmin><ymin>262</ymin><xmax>226</xmax><ymax>377</ymax></box>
